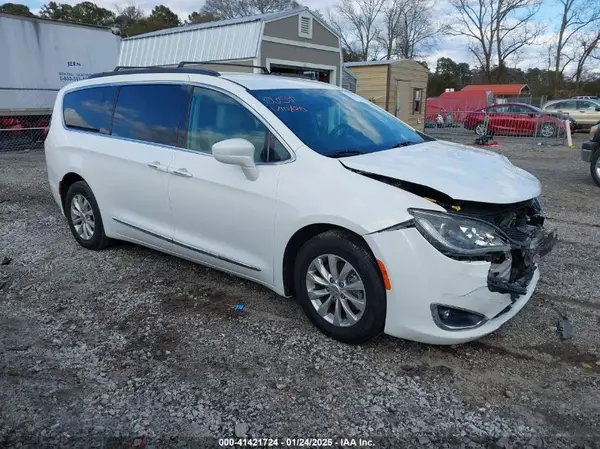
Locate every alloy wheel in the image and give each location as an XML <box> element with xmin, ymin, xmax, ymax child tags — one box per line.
<box><xmin>70</xmin><ymin>194</ymin><xmax>95</xmax><ymax>240</ymax></box>
<box><xmin>540</xmin><ymin>123</ymin><xmax>556</xmax><ymax>138</ymax></box>
<box><xmin>305</xmin><ymin>254</ymin><xmax>366</xmax><ymax>327</ymax></box>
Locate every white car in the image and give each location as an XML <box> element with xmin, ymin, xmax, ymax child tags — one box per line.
<box><xmin>44</xmin><ymin>66</ymin><xmax>557</xmax><ymax>345</ymax></box>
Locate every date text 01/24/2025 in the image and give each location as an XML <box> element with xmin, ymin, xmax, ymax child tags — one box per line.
<box><xmin>218</xmin><ymin>438</ymin><xmax>375</xmax><ymax>447</ymax></box>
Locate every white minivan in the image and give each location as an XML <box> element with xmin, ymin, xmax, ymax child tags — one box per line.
<box><xmin>45</xmin><ymin>66</ymin><xmax>557</xmax><ymax>345</ymax></box>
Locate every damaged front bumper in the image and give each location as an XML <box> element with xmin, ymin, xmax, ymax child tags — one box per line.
<box><xmin>488</xmin><ymin>226</ymin><xmax>557</xmax><ymax>298</ymax></box>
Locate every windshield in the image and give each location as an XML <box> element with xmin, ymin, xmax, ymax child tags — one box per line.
<box><xmin>249</xmin><ymin>88</ymin><xmax>428</xmax><ymax>156</ymax></box>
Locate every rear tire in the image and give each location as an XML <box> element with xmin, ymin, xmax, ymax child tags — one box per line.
<box><xmin>539</xmin><ymin>122</ymin><xmax>557</xmax><ymax>138</ymax></box>
<box><xmin>293</xmin><ymin>230</ymin><xmax>387</xmax><ymax>344</ymax></box>
<box><xmin>591</xmin><ymin>150</ymin><xmax>600</xmax><ymax>187</ymax></box>
<box><xmin>65</xmin><ymin>181</ymin><xmax>111</xmax><ymax>250</ymax></box>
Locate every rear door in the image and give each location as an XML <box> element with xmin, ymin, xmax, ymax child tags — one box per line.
<box><xmin>576</xmin><ymin>101</ymin><xmax>600</xmax><ymax>125</ymax></box>
<box><xmin>487</xmin><ymin>105</ymin><xmax>509</xmax><ymax>133</ymax></box>
<box><xmin>511</xmin><ymin>105</ymin><xmax>537</xmax><ymax>135</ymax></box>
<box><xmin>105</xmin><ymin>82</ymin><xmax>189</xmax><ymax>250</ymax></box>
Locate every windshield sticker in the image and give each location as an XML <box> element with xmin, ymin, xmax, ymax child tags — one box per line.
<box><xmin>270</xmin><ymin>105</ymin><xmax>308</xmax><ymax>113</ymax></box>
<box><xmin>263</xmin><ymin>96</ymin><xmax>296</xmax><ymax>105</ymax></box>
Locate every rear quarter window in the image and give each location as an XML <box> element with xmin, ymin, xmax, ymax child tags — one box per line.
<box><xmin>62</xmin><ymin>86</ymin><xmax>117</xmax><ymax>133</ymax></box>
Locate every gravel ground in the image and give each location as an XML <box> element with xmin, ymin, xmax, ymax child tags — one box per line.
<box><xmin>1</xmin><ymin>139</ymin><xmax>599</xmax><ymax>449</ymax></box>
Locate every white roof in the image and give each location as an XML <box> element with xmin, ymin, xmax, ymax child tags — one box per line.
<box><xmin>220</xmin><ymin>73</ymin><xmax>338</xmax><ymax>90</ymax></box>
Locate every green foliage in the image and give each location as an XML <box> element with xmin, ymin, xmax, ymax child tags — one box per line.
<box><xmin>0</xmin><ymin>2</ymin><xmax>35</xmax><ymax>17</ymax></box>
<box><xmin>187</xmin><ymin>11</ymin><xmax>220</xmax><ymax>24</ymax></box>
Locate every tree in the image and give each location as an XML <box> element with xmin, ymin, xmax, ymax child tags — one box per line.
<box><xmin>342</xmin><ymin>46</ymin><xmax>364</xmax><ymax>62</ymax></box>
<box><xmin>551</xmin><ymin>0</ymin><xmax>600</xmax><ymax>95</ymax></box>
<box><xmin>187</xmin><ymin>11</ymin><xmax>220</xmax><ymax>24</ymax></box>
<box><xmin>447</xmin><ymin>0</ymin><xmax>543</xmax><ymax>82</ymax></box>
<box><xmin>70</xmin><ymin>2</ymin><xmax>115</xmax><ymax>26</ymax></box>
<box><xmin>39</xmin><ymin>1</ymin><xmax>115</xmax><ymax>26</ymax></box>
<box><xmin>0</xmin><ymin>2</ymin><xmax>35</xmax><ymax>17</ymax></box>
<box><xmin>329</xmin><ymin>0</ymin><xmax>385</xmax><ymax>61</ymax></box>
<box><xmin>428</xmin><ymin>57</ymin><xmax>472</xmax><ymax>96</ymax></box>
<box><xmin>114</xmin><ymin>2</ymin><xmax>145</xmax><ymax>35</ymax></box>
<box><xmin>147</xmin><ymin>5</ymin><xmax>181</xmax><ymax>28</ymax></box>
<box><xmin>572</xmin><ymin>29</ymin><xmax>600</xmax><ymax>90</ymax></box>
<box><xmin>200</xmin><ymin>0</ymin><xmax>300</xmax><ymax>20</ymax></box>
<box><xmin>378</xmin><ymin>0</ymin><xmax>405</xmax><ymax>60</ymax></box>
<box><xmin>394</xmin><ymin>0</ymin><xmax>437</xmax><ymax>59</ymax></box>
<box><xmin>39</xmin><ymin>1</ymin><xmax>73</xmax><ymax>21</ymax></box>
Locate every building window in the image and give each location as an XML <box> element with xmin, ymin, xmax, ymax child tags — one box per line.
<box><xmin>413</xmin><ymin>88</ymin><xmax>423</xmax><ymax>114</ymax></box>
<box><xmin>298</xmin><ymin>14</ymin><xmax>313</xmax><ymax>39</ymax></box>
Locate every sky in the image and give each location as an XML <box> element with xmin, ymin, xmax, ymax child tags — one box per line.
<box><xmin>23</xmin><ymin>0</ymin><xmax>597</xmax><ymax>74</ymax></box>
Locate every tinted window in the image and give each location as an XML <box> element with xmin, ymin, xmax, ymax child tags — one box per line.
<box><xmin>509</xmin><ymin>105</ymin><xmax>533</xmax><ymax>114</ymax></box>
<box><xmin>489</xmin><ymin>105</ymin><xmax>510</xmax><ymax>113</ymax></box>
<box><xmin>187</xmin><ymin>87</ymin><xmax>290</xmax><ymax>163</ymax></box>
<box><xmin>556</xmin><ymin>101</ymin><xmax>577</xmax><ymax>110</ymax></box>
<box><xmin>578</xmin><ymin>101</ymin><xmax>599</xmax><ymax>110</ymax></box>
<box><xmin>63</xmin><ymin>86</ymin><xmax>117</xmax><ymax>133</ymax></box>
<box><xmin>112</xmin><ymin>84</ymin><xmax>188</xmax><ymax>147</ymax></box>
<box><xmin>250</xmin><ymin>88</ymin><xmax>426</xmax><ymax>156</ymax></box>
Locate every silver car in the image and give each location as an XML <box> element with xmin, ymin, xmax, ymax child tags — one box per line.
<box><xmin>543</xmin><ymin>99</ymin><xmax>600</xmax><ymax>127</ymax></box>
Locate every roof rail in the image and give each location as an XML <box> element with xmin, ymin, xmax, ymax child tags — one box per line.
<box><xmin>87</xmin><ymin>66</ymin><xmax>221</xmax><ymax>79</ymax></box>
<box><xmin>269</xmin><ymin>72</ymin><xmax>315</xmax><ymax>80</ymax></box>
<box><xmin>177</xmin><ymin>61</ymin><xmax>270</xmax><ymax>74</ymax></box>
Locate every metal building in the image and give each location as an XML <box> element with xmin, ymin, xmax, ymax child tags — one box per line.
<box><xmin>118</xmin><ymin>8</ymin><xmax>343</xmax><ymax>86</ymax></box>
<box><xmin>342</xmin><ymin>66</ymin><xmax>357</xmax><ymax>93</ymax></box>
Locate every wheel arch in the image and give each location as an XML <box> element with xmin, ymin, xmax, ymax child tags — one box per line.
<box><xmin>281</xmin><ymin>223</ymin><xmax>375</xmax><ymax>297</ymax></box>
<box><xmin>59</xmin><ymin>172</ymin><xmax>85</xmax><ymax>212</ymax></box>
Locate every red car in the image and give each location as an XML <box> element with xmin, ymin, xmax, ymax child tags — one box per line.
<box><xmin>464</xmin><ymin>103</ymin><xmax>575</xmax><ymax>137</ymax></box>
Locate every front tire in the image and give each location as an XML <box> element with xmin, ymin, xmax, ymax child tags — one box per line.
<box><xmin>65</xmin><ymin>181</ymin><xmax>111</xmax><ymax>250</ymax></box>
<box><xmin>474</xmin><ymin>122</ymin><xmax>487</xmax><ymax>136</ymax></box>
<box><xmin>293</xmin><ymin>230</ymin><xmax>387</xmax><ymax>344</ymax></box>
<box><xmin>591</xmin><ymin>150</ymin><xmax>600</xmax><ymax>187</ymax></box>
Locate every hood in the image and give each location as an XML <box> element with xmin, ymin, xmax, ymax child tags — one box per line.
<box><xmin>341</xmin><ymin>140</ymin><xmax>541</xmax><ymax>204</ymax></box>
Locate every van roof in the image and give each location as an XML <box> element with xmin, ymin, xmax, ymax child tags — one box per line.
<box><xmin>77</xmin><ymin>69</ymin><xmax>339</xmax><ymax>92</ymax></box>
<box><xmin>220</xmin><ymin>73</ymin><xmax>338</xmax><ymax>90</ymax></box>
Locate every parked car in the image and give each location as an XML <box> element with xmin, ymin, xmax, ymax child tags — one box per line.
<box><xmin>44</xmin><ymin>66</ymin><xmax>557</xmax><ymax>345</ymax></box>
<box><xmin>543</xmin><ymin>99</ymin><xmax>600</xmax><ymax>128</ymax></box>
<box><xmin>464</xmin><ymin>103</ymin><xmax>573</xmax><ymax>137</ymax></box>
<box><xmin>582</xmin><ymin>122</ymin><xmax>600</xmax><ymax>186</ymax></box>
<box><xmin>572</xmin><ymin>96</ymin><xmax>599</xmax><ymax>100</ymax></box>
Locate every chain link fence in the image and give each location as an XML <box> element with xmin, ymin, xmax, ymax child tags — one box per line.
<box><xmin>424</xmin><ymin>109</ymin><xmax>573</xmax><ymax>149</ymax></box>
<box><xmin>1</xmin><ymin>88</ymin><xmax>57</xmax><ymax>152</ymax></box>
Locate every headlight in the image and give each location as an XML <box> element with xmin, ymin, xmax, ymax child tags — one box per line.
<box><xmin>408</xmin><ymin>209</ymin><xmax>510</xmax><ymax>257</ymax></box>
<box><xmin>531</xmin><ymin>197</ymin><xmax>542</xmax><ymax>214</ymax></box>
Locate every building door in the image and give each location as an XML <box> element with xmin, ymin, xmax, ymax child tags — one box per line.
<box><xmin>395</xmin><ymin>81</ymin><xmax>410</xmax><ymax>120</ymax></box>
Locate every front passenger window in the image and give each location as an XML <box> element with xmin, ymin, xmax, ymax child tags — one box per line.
<box><xmin>186</xmin><ymin>87</ymin><xmax>290</xmax><ymax>163</ymax></box>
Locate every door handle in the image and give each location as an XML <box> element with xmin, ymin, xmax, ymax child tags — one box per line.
<box><xmin>147</xmin><ymin>161</ymin><xmax>168</xmax><ymax>172</ymax></box>
<box><xmin>170</xmin><ymin>167</ymin><xmax>193</xmax><ymax>178</ymax></box>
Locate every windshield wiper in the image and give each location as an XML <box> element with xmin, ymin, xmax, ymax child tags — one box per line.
<box><xmin>327</xmin><ymin>150</ymin><xmax>364</xmax><ymax>158</ymax></box>
<box><xmin>391</xmin><ymin>140</ymin><xmax>418</xmax><ymax>148</ymax></box>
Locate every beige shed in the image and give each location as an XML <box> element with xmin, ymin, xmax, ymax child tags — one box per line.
<box><xmin>344</xmin><ymin>60</ymin><xmax>429</xmax><ymax>130</ymax></box>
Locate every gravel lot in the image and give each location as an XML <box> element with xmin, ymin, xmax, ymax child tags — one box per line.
<box><xmin>1</xmin><ymin>138</ymin><xmax>599</xmax><ymax>449</ymax></box>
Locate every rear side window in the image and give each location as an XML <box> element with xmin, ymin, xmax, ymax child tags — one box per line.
<box><xmin>63</xmin><ymin>86</ymin><xmax>117</xmax><ymax>133</ymax></box>
<box><xmin>112</xmin><ymin>84</ymin><xmax>189</xmax><ymax>147</ymax></box>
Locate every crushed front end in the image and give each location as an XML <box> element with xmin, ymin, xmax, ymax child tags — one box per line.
<box><xmin>449</xmin><ymin>199</ymin><xmax>557</xmax><ymax>301</ymax></box>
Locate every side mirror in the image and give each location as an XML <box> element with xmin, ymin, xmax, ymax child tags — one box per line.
<box><xmin>212</xmin><ymin>138</ymin><xmax>259</xmax><ymax>181</ymax></box>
